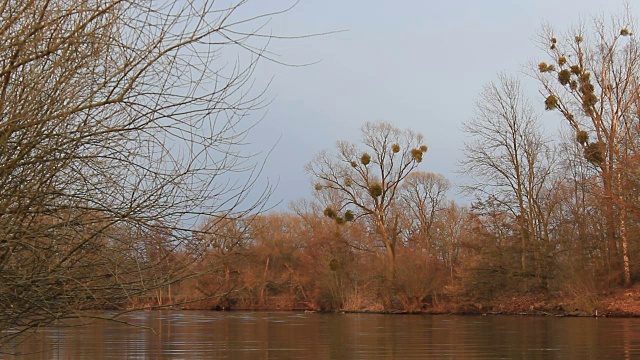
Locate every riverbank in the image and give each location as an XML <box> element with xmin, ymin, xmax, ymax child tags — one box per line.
<box><xmin>161</xmin><ymin>284</ymin><xmax>640</xmax><ymax>318</ymax></box>
<box><xmin>448</xmin><ymin>285</ymin><xmax>640</xmax><ymax>317</ymax></box>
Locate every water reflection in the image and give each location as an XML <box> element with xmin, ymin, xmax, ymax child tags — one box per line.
<box><xmin>3</xmin><ymin>311</ymin><xmax>640</xmax><ymax>359</ymax></box>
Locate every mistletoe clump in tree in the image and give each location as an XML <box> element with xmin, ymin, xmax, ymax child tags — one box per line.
<box><xmin>534</xmin><ymin>11</ymin><xmax>640</xmax><ymax>286</ymax></box>
<box><xmin>306</xmin><ymin>121</ymin><xmax>428</xmax><ymax>276</ymax></box>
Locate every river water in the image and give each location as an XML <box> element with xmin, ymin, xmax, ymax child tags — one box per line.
<box><xmin>3</xmin><ymin>311</ymin><xmax>640</xmax><ymax>359</ymax></box>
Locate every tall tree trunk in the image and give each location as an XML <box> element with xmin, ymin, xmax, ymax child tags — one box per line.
<box><xmin>384</xmin><ymin>241</ymin><xmax>396</xmax><ymax>278</ymax></box>
<box><xmin>260</xmin><ymin>256</ymin><xmax>270</xmax><ymax>306</ymax></box>
<box><xmin>602</xmin><ymin>168</ymin><xmax>619</xmax><ymax>283</ymax></box>
<box><xmin>376</xmin><ymin>215</ymin><xmax>396</xmax><ymax>279</ymax></box>
<box><xmin>617</xmin><ymin>171</ymin><xmax>631</xmax><ymax>286</ymax></box>
<box><xmin>621</xmin><ymin>208</ymin><xmax>631</xmax><ymax>286</ymax></box>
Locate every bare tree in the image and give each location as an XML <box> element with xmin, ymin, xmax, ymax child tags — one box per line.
<box><xmin>0</xmin><ymin>0</ymin><xmax>299</xmax><ymax>345</ymax></box>
<box><xmin>398</xmin><ymin>171</ymin><xmax>450</xmax><ymax>251</ymax></box>
<box><xmin>306</xmin><ymin>121</ymin><xmax>427</xmax><ymax>277</ymax></box>
<box><xmin>433</xmin><ymin>201</ymin><xmax>468</xmax><ymax>282</ymax></box>
<box><xmin>535</xmin><ymin>10</ymin><xmax>640</xmax><ymax>285</ymax></box>
<box><xmin>462</xmin><ymin>75</ymin><xmax>558</xmax><ymax>286</ymax></box>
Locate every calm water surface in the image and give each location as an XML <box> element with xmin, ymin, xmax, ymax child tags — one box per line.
<box><xmin>3</xmin><ymin>311</ymin><xmax>640</xmax><ymax>359</ymax></box>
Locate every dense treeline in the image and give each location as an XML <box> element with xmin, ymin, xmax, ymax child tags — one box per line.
<box><xmin>151</xmin><ymin>142</ymin><xmax>639</xmax><ymax>313</ymax></box>
<box><xmin>145</xmin><ymin>11</ymin><xmax>640</xmax><ymax>313</ymax></box>
<box><xmin>157</xmin><ymin>101</ymin><xmax>639</xmax><ymax>312</ymax></box>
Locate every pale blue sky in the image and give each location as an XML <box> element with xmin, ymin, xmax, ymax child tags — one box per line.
<box><xmin>238</xmin><ymin>0</ymin><xmax>632</xmax><ymax>210</ymax></box>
